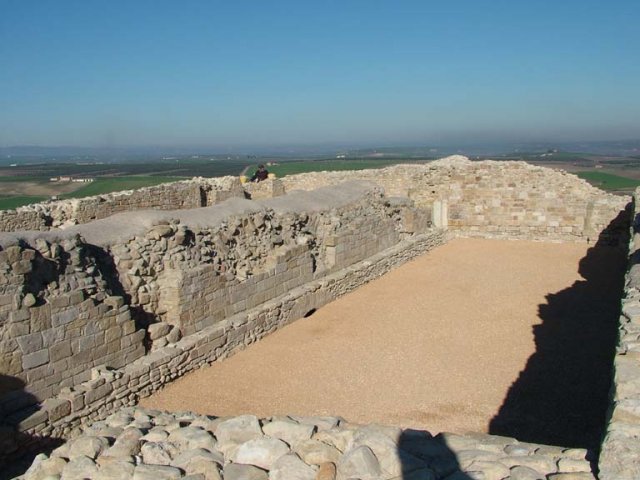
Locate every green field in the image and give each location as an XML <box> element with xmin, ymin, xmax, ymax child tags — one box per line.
<box><xmin>576</xmin><ymin>171</ymin><xmax>640</xmax><ymax>191</ymax></box>
<box><xmin>61</xmin><ymin>176</ymin><xmax>185</xmax><ymax>199</ymax></box>
<box><xmin>251</xmin><ymin>158</ymin><xmax>426</xmax><ymax>178</ymax></box>
<box><xmin>0</xmin><ymin>195</ymin><xmax>48</xmax><ymax>210</ymax></box>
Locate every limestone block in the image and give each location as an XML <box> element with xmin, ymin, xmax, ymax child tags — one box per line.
<box><xmin>294</xmin><ymin>439</ymin><xmax>341</xmax><ymax>465</ymax></box>
<box><xmin>140</xmin><ymin>442</ymin><xmax>177</xmax><ymax>466</ymax></box>
<box><xmin>22</xmin><ymin>349</ymin><xmax>49</xmax><ymax>369</ymax></box>
<box><xmin>149</xmin><ymin>322</ymin><xmax>171</xmax><ymax>340</ymax></box>
<box><xmin>133</xmin><ymin>464</ymin><xmax>182</xmax><ymax>480</ymax></box>
<box><xmin>68</xmin><ymin>435</ymin><xmax>110</xmax><ymax>460</ymax></box>
<box><xmin>42</xmin><ymin>397</ymin><xmax>71</xmax><ymax>422</ymax></box>
<box><xmin>167</xmin><ymin>426</ymin><xmax>218</xmax><ymax>452</ymax></box>
<box><xmin>16</xmin><ymin>332</ymin><xmax>43</xmax><ymax>354</ymax></box>
<box><xmin>336</xmin><ymin>445</ymin><xmax>381</xmax><ymax>480</ymax></box>
<box><xmin>231</xmin><ymin>437</ymin><xmax>290</xmax><ymax>470</ymax></box>
<box><xmin>223</xmin><ymin>463</ymin><xmax>268</xmax><ymax>480</ymax></box>
<box><xmin>269</xmin><ymin>453</ymin><xmax>316</xmax><ymax>480</ymax></box>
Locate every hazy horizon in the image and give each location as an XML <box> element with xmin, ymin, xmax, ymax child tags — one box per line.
<box><xmin>1</xmin><ymin>1</ymin><xmax>639</xmax><ymax>148</ymax></box>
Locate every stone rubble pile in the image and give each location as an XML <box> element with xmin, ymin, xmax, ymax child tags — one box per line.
<box><xmin>23</xmin><ymin>407</ymin><xmax>594</xmax><ymax>480</ymax></box>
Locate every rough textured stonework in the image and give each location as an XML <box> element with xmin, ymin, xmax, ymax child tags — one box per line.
<box><xmin>0</xmin><ymin>182</ymin><xmax>441</xmax><ymax>466</ymax></box>
<box><xmin>21</xmin><ymin>408</ymin><xmax>594</xmax><ymax>480</ymax></box>
<box><xmin>0</xmin><ymin>157</ymin><xmax>634</xmax><ymax>478</ymax></box>
<box><xmin>243</xmin><ymin>178</ymin><xmax>286</xmax><ymax>200</ymax></box>
<box><xmin>0</xmin><ymin>236</ymin><xmax>144</xmax><ymax>403</ymax></box>
<box><xmin>599</xmin><ymin>186</ymin><xmax>640</xmax><ymax>480</ymax></box>
<box><xmin>281</xmin><ymin>156</ymin><xmax>629</xmax><ymax>242</ymax></box>
<box><xmin>0</xmin><ymin>176</ymin><xmax>244</xmax><ymax>232</ymax></box>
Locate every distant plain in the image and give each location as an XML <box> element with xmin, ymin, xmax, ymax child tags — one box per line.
<box><xmin>0</xmin><ymin>151</ymin><xmax>639</xmax><ymax>210</ymax></box>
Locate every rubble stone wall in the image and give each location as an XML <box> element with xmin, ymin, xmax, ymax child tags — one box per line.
<box><xmin>281</xmin><ymin>156</ymin><xmax>629</xmax><ymax>242</ymax></box>
<box><xmin>0</xmin><ymin>177</ymin><xmax>244</xmax><ymax>232</ymax></box>
<box><xmin>20</xmin><ymin>407</ymin><xmax>595</xmax><ymax>480</ymax></box>
<box><xmin>599</xmin><ymin>186</ymin><xmax>640</xmax><ymax>480</ymax></box>
<box><xmin>0</xmin><ymin>182</ymin><xmax>441</xmax><ymax>464</ymax></box>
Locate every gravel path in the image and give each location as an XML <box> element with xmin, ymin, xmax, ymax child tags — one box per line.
<box><xmin>142</xmin><ymin>238</ymin><xmax>623</xmax><ymax>442</ymax></box>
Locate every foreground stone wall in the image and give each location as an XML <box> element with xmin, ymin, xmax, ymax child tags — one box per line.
<box><xmin>281</xmin><ymin>156</ymin><xmax>629</xmax><ymax>242</ymax></box>
<box><xmin>21</xmin><ymin>407</ymin><xmax>595</xmax><ymax>480</ymax></box>
<box><xmin>599</xmin><ymin>186</ymin><xmax>640</xmax><ymax>480</ymax></box>
<box><xmin>0</xmin><ymin>177</ymin><xmax>244</xmax><ymax>232</ymax></box>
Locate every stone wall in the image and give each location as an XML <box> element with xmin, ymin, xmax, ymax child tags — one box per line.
<box><xmin>21</xmin><ymin>407</ymin><xmax>595</xmax><ymax>480</ymax></box>
<box><xmin>0</xmin><ymin>176</ymin><xmax>244</xmax><ymax>232</ymax></box>
<box><xmin>0</xmin><ymin>157</ymin><xmax>634</xmax><ymax>477</ymax></box>
<box><xmin>599</xmin><ymin>186</ymin><xmax>640</xmax><ymax>480</ymax></box>
<box><xmin>0</xmin><ymin>236</ymin><xmax>144</xmax><ymax>404</ymax></box>
<box><xmin>281</xmin><ymin>156</ymin><xmax>629</xmax><ymax>242</ymax></box>
<box><xmin>0</xmin><ymin>182</ymin><xmax>440</xmax><ymax>464</ymax></box>
<box><xmin>1</xmin><ymin>157</ymin><xmax>629</xmax><ymax>244</ymax></box>
<box><xmin>243</xmin><ymin>178</ymin><xmax>286</xmax><ymax>200</ymax></box>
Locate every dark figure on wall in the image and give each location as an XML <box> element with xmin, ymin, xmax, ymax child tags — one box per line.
<box><xmin>250</xmin><ymin>164</ymin><xmax>269</xmax><ymax>182</ymax></box>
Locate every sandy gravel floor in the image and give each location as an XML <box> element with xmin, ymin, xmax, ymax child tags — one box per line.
<box><xmin>142</xmin><ymin>238</ymin><xmax>623</xmax><ymax>443</ymax></box>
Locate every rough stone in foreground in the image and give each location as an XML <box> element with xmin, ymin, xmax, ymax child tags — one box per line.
<box><xmin>20</xmin><ymin>407</ymin><xmax>595</xmax><ymax>479</ymax></box>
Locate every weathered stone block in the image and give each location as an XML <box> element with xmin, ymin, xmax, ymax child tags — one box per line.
<box><xmin>42</xmin><ymin>397</ymin><xmax>71</xmax><ymax>422</ymax></box>
<box><xmin>15</xmin><ymin>332</ymin><xmax>43</xmax><ymax>354</ymax></box>
<box><xmin>50</xmin><ymin>340</ymin><xmax>72</xmax><ymax>362</ymax></box>
<box><xmin>22</xmin><ymin>349</ymin><xmax>49</xmax><ymax>369</ymax></box>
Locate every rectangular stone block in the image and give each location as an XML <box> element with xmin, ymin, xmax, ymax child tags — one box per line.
<box><xmin>42</xmin><ymin>398</ymin><xmax>71</xmax><ymax>422</ymax></box>
<box><xmin>50</xmin><ymin>296</ymin><xmax>70</xmax><ymax>309</ymax></box>
<box><xmin>41</xmin><ymin>326</ymin><xmax>65</xmax><ymax>347</ymax></box>
<box><xmin>15</xmin><ymin>332</ymin><xmax>43</xmax><ymax>354</ymax></box>
<box><xmin>51</xmin><ymin>308</ymin><xmax>78</xmax><ymax>327</ymax></box>
<box><xmin>22</xmin><ymin>349</ymin><xmax>49</xmax><ymax>369</ymax></box>
<box><xmin>84</xmin><ymin>383</ymin><xmax>113</xmax><ymax>404</ymax></box>
<box><xmin>50</xmin><ymin>341</ymin><xmax>71</xmax><ymax>362</ymax></box>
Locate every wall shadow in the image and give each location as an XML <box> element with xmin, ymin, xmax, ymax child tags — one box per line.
<box><xmin>399</xmin><ymin>429</ymin><xmax>473</xmax><ymax>479</ymax></box>
<box><xmin>489</xmin><ymin>214</ymin><xmax>629</xmax><ymax>452</ymax></box>
<box><xmin>0</xmin><ymin>375</ymin><xmax>63</xmax><ymax>480</ymax></box>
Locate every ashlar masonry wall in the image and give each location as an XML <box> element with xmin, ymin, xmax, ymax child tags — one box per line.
<box><xmin>0</xmin><ymin>182</ymin><xmax>440</xmax><ymax>463</ymax></box>
<box><xmin>281</xmin><ymin>156</ymin><xmax>629</xmax><ymax>242</ymax></box>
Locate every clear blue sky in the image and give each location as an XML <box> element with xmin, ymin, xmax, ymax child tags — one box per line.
<box><xmin>1</xmin><ymin>0</ymin><xmax>638</xmax><ymax>148</ymax></box>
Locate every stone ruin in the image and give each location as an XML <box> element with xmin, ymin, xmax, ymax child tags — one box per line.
<box><xmin>0</xmin><ymin>156</ymin><xmax>637</xmax><ymax>479</ymax></box>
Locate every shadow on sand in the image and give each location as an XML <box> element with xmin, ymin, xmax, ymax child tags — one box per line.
<box><xmin>488</xmin><ymin>215</ymin><xmax>629</xmax><ymax>454</ymax></box>
<box><xmin>396</xmin><ymin>212</ymin><xmax>629</xmax><ymax>479</ymax></box>
<box><xmin>0</xmin><ymin>375</ymin><xmax>63</xmax><ymax>480</ymax></box>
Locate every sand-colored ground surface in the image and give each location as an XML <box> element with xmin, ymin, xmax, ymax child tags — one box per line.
<box><xmin>142</xmin><ymin>238</ymin><xmax>624</xmax><ymax>446</ymax></box>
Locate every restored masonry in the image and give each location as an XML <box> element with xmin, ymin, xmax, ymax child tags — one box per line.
<box><xmin>0</xmin><ymin>156</ymin><xmax>637</xmax><ymax>479</ymax></box>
